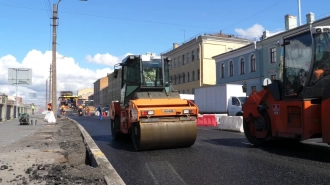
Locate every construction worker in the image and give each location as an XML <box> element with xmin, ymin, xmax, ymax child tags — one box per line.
<box><xmin>60</xmin><ymin>104</ymin><xmax>66</xmax><ymax>116</ymax></box>
<box><xmin>97</xmin><ymin>104</ymin><xmax>103</xmax><ymax>120</ymax></box>
<box><xmin>47</xmin><ymin>102</ymin><xmax>52</xmax><ymax>111</ymax></box>
<box><xmin>31</xmin><ymin>104</ymin><xmax>35</xmax><ymax>115</ymax></box>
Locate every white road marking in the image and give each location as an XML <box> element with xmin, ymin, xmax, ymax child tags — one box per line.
<box><xmin>145</xmin><ymin>161</ymin><xmax>186</xmax><ymax>185</ymax></box>
<box><xmin>241</xmin><ymin>142</ymin><xmax>253</xmax><ymax>145</ymax></box>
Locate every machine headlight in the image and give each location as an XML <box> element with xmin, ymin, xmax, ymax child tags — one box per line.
<box><xmin>141</xmin><ymin>110</ymin><xmax>154</xmax><ymax>116</ymax></box>
<box><xmin>183</xmin><ymin>109</ymin><xmax>191</xmax><ymax>114</ymax></box>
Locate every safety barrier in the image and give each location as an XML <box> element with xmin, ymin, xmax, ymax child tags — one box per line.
<box><xmin>214</xmin><ymin>114</ymin><xmax>228</xmax><ymax>125</ymax></box>
<box><xmin>218</xmin><ymin>116</ymin><xmax>244</xmax><ymax>132</ymax></box>
<box><xmin>43</xmin><ymin>111</ymin><xmax>56</xmax><ymax>123</ymax></box>
<box><xmin>197</xmin><ymin>114</ymin><xmax>217</xmax><ymax>127</ymax></box>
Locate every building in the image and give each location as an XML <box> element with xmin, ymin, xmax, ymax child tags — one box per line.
<box><xmin>7</xmin><ymin>96</ymin><xmax>22</xmax><ymax>106</ymax></box>
<box><xmin>214</xmin><ymin>12</ymin><xmax>330</xmax><ymax>95</ymax></box>
<box><xmin>107</xmin><ymin>68</ymin><xmax>122</xmax><ymax>105</ymax></box>
<box><xmin>77</xmin><ymin>88</ymin><xmax>93</xmax><ymax>100</ymax></box>
<box><xmin>93</xmin><ymin>76</ymin><xmax>108</xmax><ymax>106</ymax></box>
<box><xmin>214</xmin><ymin>42</ymin><xmax>261</xmax><ymax>95</ymax></box>
<box><xmin>162</xmin><ymin>33</ymin><xmax>252</xmax><ymax>94</ymax></box>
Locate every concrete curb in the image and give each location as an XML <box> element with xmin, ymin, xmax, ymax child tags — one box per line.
<box><xmin>67</xmin><ymin>117</ymin><xmax>126</xmax><ymax>185</ymax></box>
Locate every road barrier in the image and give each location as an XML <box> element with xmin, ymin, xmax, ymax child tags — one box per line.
<box><xmin>218</xmin><ymin>116</ymin><xmax>244</xmax><ymax>132</ymax></box>
<box><xmin>197</xmin><ymin>114</ymin><xmax>217</xmax><ymax>126</ymax></box>
<box><xmin>214</xmin><ymin>114</ymin><xmax>228</xmax><ymax>125</ymax></box>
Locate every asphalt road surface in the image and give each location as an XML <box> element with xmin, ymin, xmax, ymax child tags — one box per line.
<box><xmin>70</xmin><ymin>115</ymin><xmax>330</xmax><ymax>185</ymax></box>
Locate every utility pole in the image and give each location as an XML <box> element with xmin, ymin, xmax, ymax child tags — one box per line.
<box><xmin>298</xmin><ymin>0</ymin><xmax>302</xmax><ymax>26</ymax></box>
<box><xmin>49</xmin><ymin>64</ymin><xmax>52</xmax><ymax>103</ymax></box>
<box><xmin>46</xmin><ymin>79</ymin><xmax>48</xmax><ymax>108</ymax></box>
<box><xmin>51</xmin><ymin>3</ymin><xmax>58</xmax><ymax>116</ymax></box>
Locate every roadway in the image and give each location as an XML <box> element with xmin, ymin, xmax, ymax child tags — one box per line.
<box><xmin>69</xmin><ymin>115</ymin><xmax>330</xmax><ymax>185</ymax></box>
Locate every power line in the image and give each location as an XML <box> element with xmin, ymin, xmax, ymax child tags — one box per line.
<box><xmin>0</xmin><ymin>3</ymin><xmax>217</xmax><ymax>30</ymax></box>
<box><xmin>220</xmin><ymin>0</ymin><xmax>286</xmax><ymax>31</ymax></box>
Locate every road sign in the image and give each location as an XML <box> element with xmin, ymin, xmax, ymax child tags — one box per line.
<box><xmin>8</xmin><ymin>68</ymin><xmax>32</xmax><ymax>85</ymax></box>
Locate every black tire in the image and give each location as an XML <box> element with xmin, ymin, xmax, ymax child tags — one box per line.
<box><xmin>235</xmin><ymin>112</ymin><xmax>243</xmax><ymax>116</ymax></box>
<box><xmin>131</xmin><ymin>122</ymin><xmax>141</xmax><ymax>151</ymax></box>
<box><xmin>111</xmin><ymin>116</ymin><xmax>120</xmax><ymax>140</ymax></box>
<box><xmin>243</xmin><ymin>111</ymin><xmax>271</xmax><ymax>146</ymax></box>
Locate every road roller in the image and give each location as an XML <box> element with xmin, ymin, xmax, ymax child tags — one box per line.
<box><xmin>110</xmin><ymin>53</ymin><xmax>198</xmax><ymax>151</ymax></box>
<box><xmin>242</xmin><ymin>26</ymin><xmax>330</xmax><ymax>146</ymax></box>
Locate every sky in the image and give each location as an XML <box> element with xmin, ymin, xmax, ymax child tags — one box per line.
<box><xmin>0</xmin><ymin>0</ymin><xmax>330</xmax><ymax>105</ymax></box>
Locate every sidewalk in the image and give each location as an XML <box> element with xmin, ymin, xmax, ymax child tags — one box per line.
<box><xmin>0</xmin><ymin>113</ymin><xmax>124</xmax><ymax>185</ymax></box>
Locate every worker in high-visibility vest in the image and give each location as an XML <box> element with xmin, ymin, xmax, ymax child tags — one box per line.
<box><xmin>47</xmin><ymin>103</ymin><xmax>52</xmax><ymax>111</ymax></box>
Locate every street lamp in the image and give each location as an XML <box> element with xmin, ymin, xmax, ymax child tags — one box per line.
<box><xmin>51</xmin><ymin>0</ymin><xmax>87</xmax><ymax>116</ymax></box>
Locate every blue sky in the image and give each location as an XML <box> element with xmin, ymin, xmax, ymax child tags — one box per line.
<box><xmin>0</xmin><ymin>0</ymin><xmax>330</xmax><ymax>104</ymax></box>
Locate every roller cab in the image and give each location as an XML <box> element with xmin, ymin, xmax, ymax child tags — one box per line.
<box><xmin>110</xmin><ymin>53</ymin><xmax>198</xmax><ymax>151</ymax></box>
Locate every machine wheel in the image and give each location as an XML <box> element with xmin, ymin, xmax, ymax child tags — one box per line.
<box><xmin>243</xmin><ymin>110</ymin><xmax>271</xmax><ymax>146</ymax></box>
<box><xmin>111</xmin><ymin>116</ymin><xmax>120</xmax><ymax>140</ymax></box>
<box><xmin>131</xmin><ymin>122</ymin><xmax>141</xmax><ymax>151</ymax></box>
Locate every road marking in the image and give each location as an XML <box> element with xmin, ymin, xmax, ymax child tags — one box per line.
<box><xmin>241</xmin><ymin>142</ymin><xmax>253</xmax><ymax>145</ymax></box>
<box><xmin>145</xmin><ymin>161</ymin><xmax>186</xmax><ymax>185</ymax></box>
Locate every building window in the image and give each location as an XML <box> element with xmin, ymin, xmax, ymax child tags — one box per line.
<box><xmin>270</xmin><ymin>74</ymin><xmax>277</xmax><ymax>81</ymax></box>
<box><xmin>229</xmin><ymin>61</ymin><xmax>234</xmax><ymax>76</ymax></box>
<box><xmin>191</xmin><ymin>51</ymin><xmax>195</xmax><ymax>61</ymax></box>
<box><xmin>221</xmin><ymin>63</ymin><xmax>225</xmax><ymax>78</ymax></box>
<box><xmin>182</xmin><ymin>55</ymin><xmax>185</xmax><ymax>65</ymax></box>
<box><xmin>182</xmin><ymin>73</ymin><xmax>185</xmax><ymax>83</ymax></box>
<box><xmin>197</xmin><ymin>48</ymin><xmax>200</xmax><ymax>60</ymax></box>
<box><xmin>187</xmin><ymin>53</ymin><xmax>190</xmax><ymax>63</ymax></box>
<box><xmin>240</xmin><ymin>58</ymin><xmax>245</xmax><ymax>74</ymax></box>
<box><xmin>187</xmin><ymin>89</ymin><xmax>190</xmax><ymax>94</ymax></box>
<box><xmin>192</xmin><ymin>71</ymin><xmax>195</xmax><ymax>81</ymax></box>
<box><xmin>178</xmin><ymin>57</ymin><xmax>181</xmax><ymax>67</ymax></box>
<box><xmin>251</xmin><ymin>54</ymin><xmax>256</xmax><ymax>72</ymax></box>
<box><xmin>197</xmin><ymin>69</ymin><xmax>200</xmax><ymax>80</ymax></box>
<box><xmin>174</xmin><ymin>76</ymin><xmax>177</xmax><ymax>85</ymax></box>
<box><xmin>192</xmin><ymin>88</ymin><xmax>195</xmax><ymax>94</ymax></box>
<box><xmin>182</xmin><ymin>90</ymin><xmax>185</xmax><ymax>94</ymax></box>
<box><xmin>173</xmin><ymin>58</ymin><xmax>176</xmax><ymax>68</ymax></box>
<box><xmin>187</xmin><ymin>72</ymin><xmax>190</xmax><ymax>82</ymax></box>
<box><xmin>270</xmin><ymin>47</ymin><xmax>276</xmax><ymax>63</ymax></box>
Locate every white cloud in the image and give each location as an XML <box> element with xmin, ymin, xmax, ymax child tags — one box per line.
<box><xmin>86</xmin><ymin>52</ymin><xmax>133</xmax><ymax>66</ymax></box>
<box><xmin>0</xmin><ymin>50</ymin><xmax>114</xmax><ymax>106</ymax></box>
<box><xmin>234</xmin><ymin>24</ymin><xmax>284</xmax><ymax>40</ymax></box>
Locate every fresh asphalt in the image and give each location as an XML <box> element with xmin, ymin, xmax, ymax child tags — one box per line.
<box><xmin>70</xmin><ymin>115</ymin><xmax>330</xmax><ymax>185</ymax></box>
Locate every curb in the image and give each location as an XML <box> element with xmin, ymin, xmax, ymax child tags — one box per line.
<box><xmin>67</xmin><ymin>117</ymin><xmax>126</xmax><ymax>185</ymax></box>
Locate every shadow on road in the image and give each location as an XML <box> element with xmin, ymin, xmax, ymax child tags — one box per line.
<box><xmin>204</xmin><ymin>137</ymin><xmax>330</xmax><ymax>163</ymax></box>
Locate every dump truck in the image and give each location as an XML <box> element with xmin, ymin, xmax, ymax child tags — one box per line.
<box><xmin>110</xmin><ymin>53</ymin><xmax>199</xmax><ymax>151</ymax></box>
<box><xmin>242</xmin><ymin>26</ymin><xmax>330</xmax><ymax>145</ymax></box>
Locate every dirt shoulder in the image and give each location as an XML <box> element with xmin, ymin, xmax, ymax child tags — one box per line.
<box><xmin>0</xmin><ymin>117</ymin><xmax>107</xmax><ymax>185</ymax></box>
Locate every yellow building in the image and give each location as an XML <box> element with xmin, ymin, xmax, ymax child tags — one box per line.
<box><xmin>77</xmin><ymin>88</ymin><xmax>93</xmax><ymax>100</ymax></box>
<box><xmin>162</xmin><ymin>33</ymin><xmax>252</xmax><ymax>94</ymax></box>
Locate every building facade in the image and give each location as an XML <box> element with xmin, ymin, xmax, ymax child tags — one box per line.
<box><xmin>107</xmin><ymin>68</ymin><xmax>122</xmax><ymax>105</ymax></box>
<box><xmin>162</xmin><ymin>33</ymin><xmax>252</xmax><ymax>94</ymax></box>
<box><xmin>214</xmin><ymin>43</ymin><xmax>262</xmax><ymax>95</ymax></box>
<box><xmin>93</xmin><ymin>76</ymin><xmax>108</xmax><ymax>106</ymax></box>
